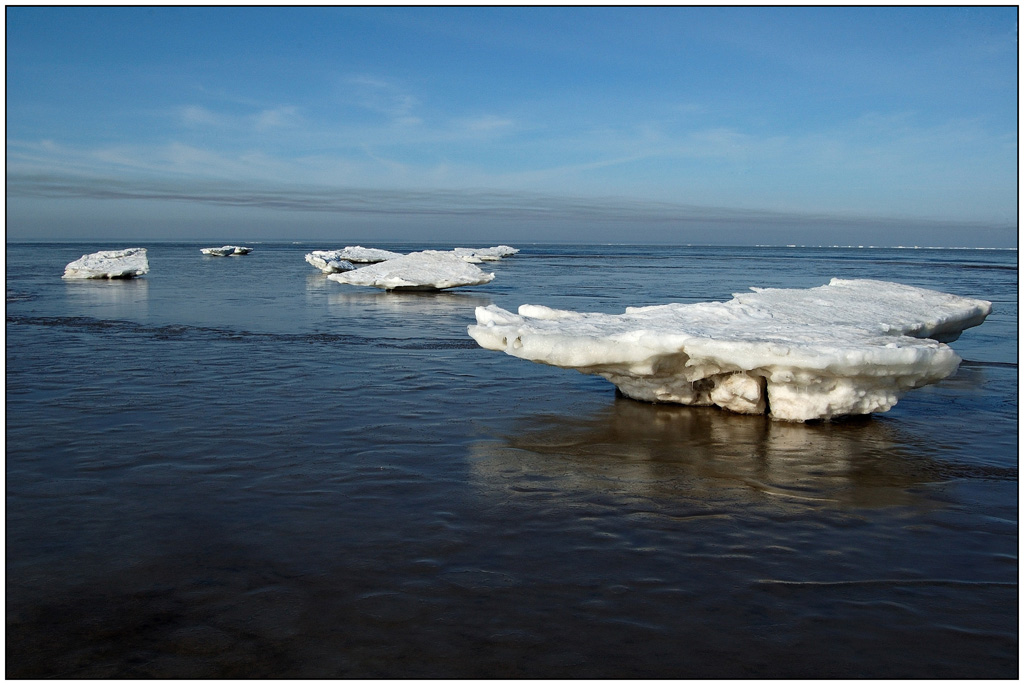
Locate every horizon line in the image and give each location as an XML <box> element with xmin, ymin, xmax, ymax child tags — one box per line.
<box><xmin>7</xmin><ymin>172</ymin><xmax>1016</xmax><ymax>233</ymax></box>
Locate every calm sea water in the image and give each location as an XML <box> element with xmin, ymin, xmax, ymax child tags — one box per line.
<box><xmin>6</xmin><ymin>241</ymin><xmax>1018</xmax><ymax>678</ymax></box>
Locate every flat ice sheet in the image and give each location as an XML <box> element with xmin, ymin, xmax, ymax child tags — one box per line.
<box><xmin>332</xmin><ymin>246</ymin><xmax>404</xmax><ymax>263</ymax></box>
<box><xmin>468</xmin><ymin>278</ymin><xmax>992</xmax><ymax>421</ymax></box>
<box><xmin>452</xmin><ymin>245</ymin><xmax>520</xmax><ymax>262</ymax></box>
<box><xmin>328</xmin><ymin>250</ymin><xmax>495</xmax><ymax>291</ymax></box>
<box><xmin>201</xmin><ymin>245</ymin><xmax>252</xmax><ymax>256</ymax></box>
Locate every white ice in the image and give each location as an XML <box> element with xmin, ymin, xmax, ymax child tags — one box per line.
<box><xmin>62</xmin><ymin>248</ymin><xmax>150</xmax><ymax>280</ymax></box>
<box><xmin>328</xmin><ymin>250</ymin><xmax>495</xmax><ymax>291</ymax></box>
<box><xmin>330</xmin><ymin>246</ymin><xmax>404</xmax><ymax>263</ymax></box>
<box><xmin>201</xmin><ymin>245</ymin><xmax>253</xmax><ymax>256</ymax></box>
<box><xmin>452</xmin><ymin>245</ymin><xmax>520</xmax><ymax>262</ymax></box>
<box><xmin>468</xmin><ymin>279</ymin><xmax>992</xmax><ymax>422</ymax></box>
<box><xmin>304</xmin><ymin>250</ymin><xmax>357</xmax><ymax>273</ymax></box>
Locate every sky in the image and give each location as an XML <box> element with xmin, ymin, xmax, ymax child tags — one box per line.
<box><xmin>5</xmin><ymin>6</ymin><xmax>1019</xmax><ymax>246</ymax></box>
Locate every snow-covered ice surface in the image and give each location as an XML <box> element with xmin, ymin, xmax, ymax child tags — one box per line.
<box><xmin>468</xmin><ymin>278</ymin><xmax>992</xmax><ymax>422</ymax></box>
<box><xmin>332</xmin><ymin>246</ymin><xmax>404</xmax><ymax>263</ymax></box>
<box><xmin>201</xmin><ymin>245</ymin><xmax>253</xmax><ymax>256</ymax></box>
<box><xmin>304</xmin><ymin>250</ymin><xmax>357</xmax><ymax>273</ymax></box>
<box><xmin>328</xmin><ymin>250</ymin><xmax>495</xmax><ymax>291</ymax></box>
<box><xmin>309</xmin><ymin>245</ymin><xmax>514</xmax><ymax>268</ymax></box>
<box><xmin>62</xmin><ymin>248</ymin><xmax>150</xmax><ymax>279</ymax></box>
<box><xmin>452</xmin><ymin>245</ymin><xmax>520</xmax><ymax>262</ymax></box>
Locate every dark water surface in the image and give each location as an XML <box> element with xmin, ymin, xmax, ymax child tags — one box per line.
<box><xmin>6</xmin><ymin>242</ymin><xmax>1018</xmax><ymax>678</ymax></box>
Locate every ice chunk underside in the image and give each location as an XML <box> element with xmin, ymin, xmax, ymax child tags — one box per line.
<box><xmin>328</xmin><ymin>250</ymin><xmax>495</xmax><ymax>291</ymax></box>
<box><xmin>62</xmin><ymin>248</ymin><xmax>150</xmax><ymax>279</ymax></box>
<box><xmin>467</xmin><ymin>279</ymin><xmax>992</xmax><ymax>422</ymax></box>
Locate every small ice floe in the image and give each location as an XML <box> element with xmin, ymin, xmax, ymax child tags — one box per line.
<box><xmin>328</xmin><ymin>250</ymin><xmax>495</xmax><ymax>291</ymax></box>
<box><xmin>62</xmin><ymin>248</ymin><xmax>149</xmax><ymax>279</ymax></box>
<box><xmin>452</xmin><ymin>245</ymin><xmax>520</xmax><ymax>263</ymax></box>
<box><xmin>468</xmin><ymin>278</ymin><xmax>992</xmax><ymax>422</ymax></box>
<box><xmin>304</xmin><ymin>250</ymin><xmax>357</xmax><ymax>274</ymax></box>
<box><xmin>333</xmin><ymin>246</ymin><xmax>404</xmax><ymax>263</ymax></box>
<box><xmin>200</xmin><ymin>245</ymin><xmax>253</xmax><ymax>256</ymax></box>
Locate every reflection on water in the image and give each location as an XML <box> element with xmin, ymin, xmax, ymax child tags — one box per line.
<box><xmin>470</xmin><ymin>397</ymin><xmax>996</xmax><ymax>510</ymax></box>
<box><xmin>305</xmin><ymin>272</ymin><xmax>339</xmax><ymax>292</ymax></box>
<box><xmin>325</xmin><ymin>287</ymin><xmax>493</xmax><ymax>312</ymax></box>
<box><xmin>62</xmin><ymin>278</ymin><xmax>149</xmax><ymax>318</ymax></box>
<box><xmin>308</xmin><ymin>270</ymin><xmax>494</xmax><ymax>311</ymax></box>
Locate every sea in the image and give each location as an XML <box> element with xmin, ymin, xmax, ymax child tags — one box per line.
<box><xmin>5</xmin><ymin>241</ymin><xmax>1018</xmax><ymax>678</ymax></box>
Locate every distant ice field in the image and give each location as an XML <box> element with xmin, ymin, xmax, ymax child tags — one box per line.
<box><xmin>6</xmin><ymin>241</ymin><xmax>1018</xmax><ymax>678</ymax></box>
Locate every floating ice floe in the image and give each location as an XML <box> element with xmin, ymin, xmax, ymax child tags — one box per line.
<box><xmin>62</xmin><ymin>248</ymin><xmax>150</xmax><ymax>279</ymax></box>
<box><xmin>201</xmin><ymin>245</ymin><xmax>253</xmax><ymax>256</ymax></box>
<box><xmin>452</xmin><ymin>245</ymin><xmax>520</xmax><ymax>262</ymax></box>
<box><xmin>304</xmin><ymin>250</ymin><xmax>357</xmax><ymax>273</ymax></box>
<box><xmin>331</xmin><ymin>246</ymin><xmax>404</xmax><ymax>263</ymax></box>
<box><xmin>328</xmin><ymin>250</ymin><xmax>495</xmax><ymax>291</ymax></box>
<box><xmin>468</xmin><ymin>279</ymin><xmax>992</xmax><ymax>422</ymax></box>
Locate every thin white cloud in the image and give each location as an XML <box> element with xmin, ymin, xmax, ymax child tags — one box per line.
<box><xmin>344</xmin><ymin>74</ymin><xmax>420</xmax><ymax>121</ymax></box>
<box><xmin>459</xmin><ymin>115</ymin><xmax>516</xmax><ymax>133</ymax></box>
<box><xmin>252</xmin><ymin>106</ymin><xmax>301</xmax><ymax>130</ymax></box>
<box><xmin>179</xmin><ymin>105</ymin><xmax>223</xmax><ymax>126</ymax></box>
<box><xmin>176</xmin><ymin>103</ymin><xmax>303</xmax><ymax>133</ymax></box>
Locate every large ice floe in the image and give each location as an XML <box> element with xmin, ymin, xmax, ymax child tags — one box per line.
<box><xmin>201</xmin><ymin>245</ymin><xmax>253</xmax><ymax>256</ymax></box>
<box><xmin>468</xmin><ymin>279</ymin><xmax>992</xmax><ymax>422</ymax></box>
<box><xmin>304</xmin><ymin>250</ymin><xmax>357</xmax><ymax>273</ymax></box>
<box><xmin>328</xmin><ymin>250</ymin><xmax>495</xmax><ymax>291</ymax></box>
<box><xmin>62</xmin><ymin>248</ymin><xmax>150</xmax><ymax>279</ymax></box>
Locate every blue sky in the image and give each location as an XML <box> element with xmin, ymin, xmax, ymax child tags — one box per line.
<box><xmin>6</xmin><ymin>6</ymin><xmax>1018</xmax><ymax>246</ymax></box>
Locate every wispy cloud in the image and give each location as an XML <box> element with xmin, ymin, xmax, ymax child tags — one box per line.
<box><xmin>7</xmin><ymin>139</ymin><xmax>290</xmax><ymax>181</ymax></box>
<box><xmin>253</xmin><ymin>106</ymin><xmax>301</xmax><ymax>130</ymax></box>
<box><xmin>179</xmin><ymin>105</ymin><xmax>223</xmax><ymax>126</ymax></box>
<box><xmin>177</xmin><ymin>103</ymin><xmax>302</xmax><ymax>132</ymax></box>
<box><xmin>458</xmin><ymin>115</ymin><xmax>516</xmax><ymax>133</ymax></box>
<box><xmin>344</xmin><ymin>74</ymin><xmax>421</xmax><ymax>123</ymax></box>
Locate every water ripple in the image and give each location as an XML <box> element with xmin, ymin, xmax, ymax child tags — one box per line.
<box><xmin>7</xmin><ymin>313</ymin><xmax>478</xmax><ymax>349</ymax></box>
